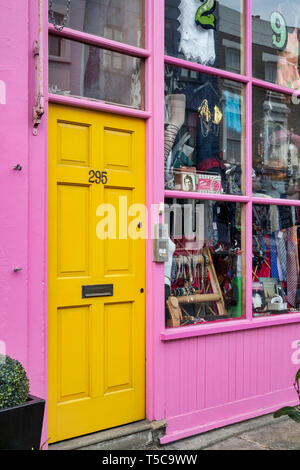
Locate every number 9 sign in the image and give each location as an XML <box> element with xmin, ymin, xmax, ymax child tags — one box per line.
<box><xmin>271</xmin><ymin>11</ymin><xmax>287</xmax><ymax>50</ymax></box>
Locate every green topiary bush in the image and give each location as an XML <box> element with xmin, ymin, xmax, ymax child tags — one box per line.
<box><xmin>0</xmin><ymin>355</ymin><xmax>29</xmax><ymax>410</ymax></box>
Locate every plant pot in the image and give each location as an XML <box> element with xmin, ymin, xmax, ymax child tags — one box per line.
<box><xmin>0</xmin><ymin>395</ymin><xmax>45</xmax><ymax>450</ymax></box>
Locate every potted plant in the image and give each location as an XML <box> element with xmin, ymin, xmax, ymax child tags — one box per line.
<box><xmin>274</xmin><ymin>369</ymin><xmax>300</xmax><ymax>423</ymax></box>
<box><xmin>0</xmin><ymin>354</ymin><xmax>45</xmax><ymax>450</ymax></box>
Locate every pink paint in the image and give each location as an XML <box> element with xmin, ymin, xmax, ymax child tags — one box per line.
<box><xmin>1</xmin><ymin>0</ymin><xmax>300</xmax><ymax>449</ymax></box>
<box><xmin>0</xmin><ymin>0</ymin><xmax>48</xmax><ymax>444</ymax></box>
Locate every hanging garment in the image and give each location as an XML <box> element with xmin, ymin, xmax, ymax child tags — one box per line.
<box><xmin>270</xmin><ymin>233</ymin><xmax>280</xmax><ymax>281</ymax></box>
<box><xmin>275</xmin><ymin>231</ymin><xmax>287</xmax><ymax>281</ymax></box>
<box><xmin>276</xmin><ymin>28</ymin><xmax>300</xmax><ymax>90</ymax></box>
<box><xmin>223</xmin><ymin>91</ymin><xmax>241</xmax><ymax>133</ymax></box>
<box><xmin>177</xmin><ymin>0</ymin><xmax>216</xmax><ymax>65</ymax></box>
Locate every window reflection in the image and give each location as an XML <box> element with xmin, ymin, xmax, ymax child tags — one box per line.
<box><xmin>49</xmin><ymin>37</ymin><xmax>144</xmax><ymax>109</ymax></box>
<box><xmin>49</xmin><ymin>0</ymin><xmax>144</xmax><ymax>48</ymax></box>
<box><xmin>252</xmin><ymin>0</ymin><xmax>300</xmax><ymax>90</ymax></box>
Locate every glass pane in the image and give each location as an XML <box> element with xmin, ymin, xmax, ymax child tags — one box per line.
<box><xmin>49</xmin><ymin>37</ymin><xmax>144</xmax><ymax>109</ymax></box>
<box><xmin>165</xmin><ymin>0</ymin><xmax>245</xmax><ymax>74</ymax></box>
<box><xmin>49</xmin><ymin>0</ymin><xmax>145</xmax><ymax>48</ymax></box>
<box><xmin>164</xmin><ymin>199</ymin><xmax>245</xmax><ymax>327</ymax></box>
<box><xmin>252</xmin><ymin>204</ymin><xmax>300</xmax><ymax>317</ymax></box>
<box><xmin>252</xmin><ymin>0</ymin><xmax>300</xmax><ymax>90</ymax></box>
<box><xmin>252</xmin><ymin>87</ymin><xmax>300</xmax><ymax>200</ymax></box>
<box><xmin>165</xmin><ymin>65</ymin><xmax>245</xmax><ymax>195</ymax></box>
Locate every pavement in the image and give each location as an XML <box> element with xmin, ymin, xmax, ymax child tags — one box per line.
<box><xmin>144</xmin><ymin>413</ymin><xmax>300</xmax><ymax>451</ymax></box>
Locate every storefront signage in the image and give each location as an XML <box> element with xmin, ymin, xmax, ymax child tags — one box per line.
<box><xmin>270</xmin><ymin>11</ymin><xmax>287</xmax><ymax>50</ymax></box>
<box><xmin>195</xmin><ymin>0</ymin><xmax>217</xmax><ymax>31</ymax></box>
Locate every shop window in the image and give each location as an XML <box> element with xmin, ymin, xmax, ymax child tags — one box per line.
<box><xmin>164</xmin><ymin>65</ymin><xmax>245</xmax><ymax>195</ymax></box>
<box><xmin>252</xmin><ymin>87</ymin><xmax>300</xmax><ymax>200</ymax></box>
<box><xmin>164</xmin><ymin>199</ymin><xmax>245</xmax><ymax>327</ymax></box>
<box><xmin>164</xmin><ymin>0</ymin><xmax>244</xmax><ymax>74</ymax></box>
<box><xmin>48</xmin><ymin>37</ymin><xmax>144</xmax><ymax>109</ymax></box>
<box><xmin>252</xmin><ymin>0</ymin><xmax>300</xmax><ymax>90</ymax></box>
<box><xmin>252</xmin><ymin>204</ymin><xmax>300</xmax><ymax>317</ymax></box>
<box><xmin>48</xmin><ymin>0</ymin><xmax>145</xmax><ymax>49</ymax></box>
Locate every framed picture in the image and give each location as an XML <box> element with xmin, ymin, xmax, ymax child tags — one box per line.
<box><xmin>252</xmin><ymin>282</ymin><xmax>267</xmax><ymax>312</ymax></box>
<box><xmin>175</xmin><ymin>171</ymin><xmax>196</xmax><ymax>192</ymax></box>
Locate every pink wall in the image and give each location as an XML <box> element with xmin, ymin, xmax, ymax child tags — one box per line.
<box><xmin>0</xmin><ymin>0</ymin><xmax>48</xmax><ymax>439</ymax></box>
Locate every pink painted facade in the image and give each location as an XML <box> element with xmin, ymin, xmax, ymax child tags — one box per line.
<box><xmin>0</xmin><ymin>0</ymin><xmax>300</xmax><ymax>446</ymax></box>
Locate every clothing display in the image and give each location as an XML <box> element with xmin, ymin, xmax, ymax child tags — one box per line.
<box><xmin>192</xmin><ymin>78</ymin><xmax>223</xmax><ymax>173</ymax></box>
<box><xmin>164</xmin><ymin>199</ymin><xmax>243</xmax><ymax>327</ymax></box>
<box><xmin>177</xmin><ymin>0</ymin><xmax>216</xmax><ymax>66</ymax></box>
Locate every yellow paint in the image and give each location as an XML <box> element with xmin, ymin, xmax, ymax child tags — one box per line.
<box><xmin>48</xmin><ymin>105</ymin><xmax>146</xmax><ymax>443</ymax></box>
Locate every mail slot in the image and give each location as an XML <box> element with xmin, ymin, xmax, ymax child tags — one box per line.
<box><xmin>82</xmin><ymin>284</ymin><xmax>114</xmax><ymax>299</ymax></box>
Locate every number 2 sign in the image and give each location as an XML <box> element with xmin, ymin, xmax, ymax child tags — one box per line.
<box><xmin>271</xmin><ymin>11</ymin><xmax>287</xmax><ymax>50</ymax></box>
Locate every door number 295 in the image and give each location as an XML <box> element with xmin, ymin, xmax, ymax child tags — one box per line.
<box><xmin>88</xmin><ymin>170</ymin><xmax>108</xmax><ymax>184</ymax></box>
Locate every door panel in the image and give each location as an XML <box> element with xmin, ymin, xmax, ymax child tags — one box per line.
<box><xmin>49</xmin><ymin>104</ymin><xmax>145</xmax><ymax>443</ymax></box>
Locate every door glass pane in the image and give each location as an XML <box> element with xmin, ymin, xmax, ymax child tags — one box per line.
<box><xmin>164</xmin><ymin>199</ymin><xmax>245</xmax><ymax>327</ymax></box>
<box><xmin>49</xmin><ymin>37</ymin><xmax>144</xmax><ymax>109</ymax></box>
<box><xmin>165</xmin><ymin>0</ymin><xmax>245</xmax><ymax>74</ymax></box>
<box><xmin>252</xmin><ymin>87</ymin><xmax>300</xmax><ymax>200</ymax></box>
<box><xmin>252</xmin><ymin>204</ymin><xmax>300</xmax><ymax>317</ymax></box>
<box><xmin>49</xmin><ymin>0</ymin><xmax>145</xmax><ymax>48</ymax></box>
<box><xmin>165</xmin><ymin>65</ymin><xmax>245</xmax><ymax>195</ymax></box>
<box><xmin>252</xmin><ymin>0</ymin><xmax>300</xmax><ymax>90</ymax></box>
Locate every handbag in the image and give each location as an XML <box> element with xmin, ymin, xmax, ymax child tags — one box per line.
<box><xmin>166</xmin><ymin>296</ymin><xmax>182</xmax><ymax>327</ymax></box>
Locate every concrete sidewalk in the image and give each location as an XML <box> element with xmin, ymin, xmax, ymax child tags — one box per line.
<box><xmin>145</xmin><ymin>414</ymin><xmax>300</xmax><ymax>451</ymax></box>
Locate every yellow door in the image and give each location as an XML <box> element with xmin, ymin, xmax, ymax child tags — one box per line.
<box><xmin>48</xmin><ymin>104</ymin><xmax>146</xmax><ymax>443</ymax></box>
